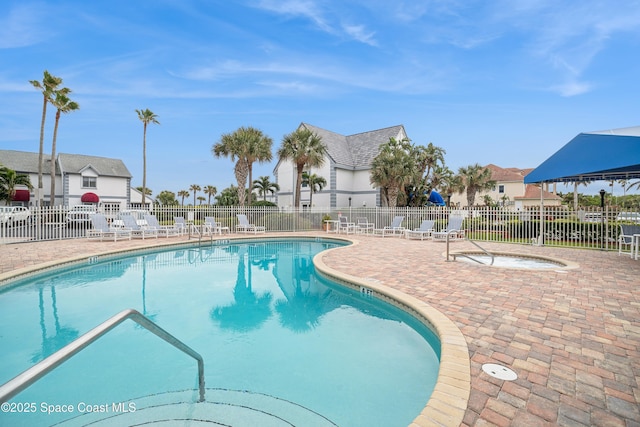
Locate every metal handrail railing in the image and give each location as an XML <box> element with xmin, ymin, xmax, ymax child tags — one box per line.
<box><xmin>446</xmin><ymin>232</ymin><xmax>495</xmax><ymax>265</ymax></box>
<box><xmin>0</xmin><ymin>309</ymin><xmax>205</xmax><ymax>404</ymax></box>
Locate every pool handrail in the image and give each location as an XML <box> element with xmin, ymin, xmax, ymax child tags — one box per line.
<box><xmin>0</xmin><ymin>308</ymin><xmax>205</xmax><ymax>404</ymax></box>
<box><xmin>447</xmin><ymin>235</ymin><xmax>496</xmax><ymax>265</ymax></box>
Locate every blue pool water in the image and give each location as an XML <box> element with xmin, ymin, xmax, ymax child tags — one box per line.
<box><xmin>0</xmin><ymin>239</ymin><xmax>440</xmax><ymax>426</ymax></box>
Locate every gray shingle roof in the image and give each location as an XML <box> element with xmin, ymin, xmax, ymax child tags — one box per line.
<box><xmin>301</xmin><ymin>123</ymin><xmax>407</xmax><ymax>169</ymax></box>
<box><xmin>0</xmin><ymin>150</ymin><xmax>131</xmax><ymax>178</ymax></box>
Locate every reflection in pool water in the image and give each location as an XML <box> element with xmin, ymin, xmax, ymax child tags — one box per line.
<box><xmin>0</xmin><ymin>239</ymin><xmax>440</xmax><ymax>427</ymax></box>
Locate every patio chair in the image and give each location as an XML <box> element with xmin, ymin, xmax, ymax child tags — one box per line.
<box><xmin>173</xmin><ymin>217</ymin><xmax>187</xmax><ymax>235</ymax></box>
<box><xmin>204</xmin><ymin>216</ymin><xmax>230</xmax><ymax>235</ymax></box>
<box><xmin>356</xmin><ymin>217</ymin><xmax>375</xmax><ymax>234</ymax></box>
<box><xmin>338</xmin><ymin>215</ymin><xmax>357</xmax><ymax>234</ymax></box>
<box><xmin>121</xmin><ymin>214</ymin><xmax>158</xmax><ymax>239</ymax></box>
<box><xmin>372</xmin><ymin>216</ymin><xmax>405</xmax><ymax>237</ymax></box>
<box><xmin>145</xmin><ymin>214</ymin><xmax>180</xmax><ymax>238</ymax></box>
<box><xmin>236</xmin><ymin>214</ymin><xmax>266</xmax><ymax>234</ymax></box>
<box><xmin>87</xmin><ymin>213</ymin><xmax>132</xmax><ymax>241</ymax></box>
<box><xmin>432</xmin><ymin>215</ymin><xmax>465</xmax><ymax>241</ymax></box>
<box><xmin>405</xmin><ymin>220</ymin><xmax>435</xmax><ymax>240</ymax></box>
<box><xmin>618</xmin><ymin>224</ymin><xmax>640</xmax><ymax>257</ymax></box>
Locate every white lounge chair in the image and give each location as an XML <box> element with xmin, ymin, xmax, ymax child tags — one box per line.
<box><xmin>372</xmin><ymin>216</ymin><xmax>405</xmax><ymax>237</ymax></box>
<box><xmin>236</xmin><ymin>214</ymin><xmax>265</xmax><ymax>234</ymax></box>
<box><xmin>618</xmin><ymin>224</ymin><xmax>640</xmax><ymax>257</ymax></box>
<box><xmin>432</xmin><ymin>215</ymin><xmax>465</xmax><ymax>241</ymax></box>
<box><xmin>338</xmin><ymin>215</ymin><xmax>357</xmax><ymax>234</ymax></box>
<box><xmin>87</xmin><ymin>213</ymin><xmax>132</xmax><ymax>241</ymax></box>
<box><xmin>122</xmin><ymin>214</ymin><xmax>158</xmax><ymax>239</ymax></box>
<box><xmin>204</xmin><ymin>217</ymin><xmax>230</xmax><ymax>235</ymax></box>
<box><xmin>145</xmin><ymin>214</ymin><xmax>180</xmax><ymax>238</ymax></box>
<box><xmin>356</xmin><ymin>217</ymin><xmax>375</xmax><ymax>234</ymax></box>
<box><xmin>405</xmin><ymin>220</ymin><xmax>435</xmax><ymax>240</ymax></box>
<box><xmin>173</xmin><ymin>217</ymin><xmax>187</xmax><ymax>235</ymax></box>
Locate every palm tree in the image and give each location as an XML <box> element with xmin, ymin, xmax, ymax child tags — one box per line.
<box><xmin>197</xmin><ymin>196</ymin><xmax>206</xmax><ymax>205</ymax></box>
<box><xmin>189</xmin><ymin>184</ymin><xmax>201</xmax><ymax>206</ymax></box>
<box><xmin>135</xmin><ymin>186</ymin><xmax>152</xmax><ymax>196</ymax></box>
<box><xmin>49</xmin><ymin>89</ymin><xmax>79</xmax><ymax>205</ymax></box>
<box><xmin>177</xmin><ymin>190</ymin><xmax>189</xmax><ymax>206</ymax></box>
<box><xmin>204</xmin><ymin>185</ymin><xmax>217</xmax><ymax>205</ymax></box>
<box><xmin>369</xmin><ymin>137</ymin><xmax>414</xmax><ymax>207</ymax></box>
<box><xmin>277</xmin><ymin>128</ymin><xmax>326</xmax><ymax>208</ymax></box>
<box><xmin>213</xmin><ymin>127</ymin><xmax>273</xmax><ymax>206</ymax></box>
<box><xmin>0</xmin><ymin>166</ymin><xmax>33</xmax><ymax>204</ymax></box>
<box><xmin>135</xmin><ymin>109</ymin><xmax>160</xmax><ymax>207</ymax></box>
<box><xmin>30</xmin><ymin>70</ymin><xmax>63</xmax><ymax>206</ymax></box>
<box><xmin>457</xmin><ymin>163</ymin><xmax>496</xmax><ymax>207</ymax></box>
<box><xmin>301</xmin><ymin>172</ymin><xmax>326</xmax><ymax>207</ymax></box>
<box><xmin>253</xmin><ymin>176</ymin><xmax>280</xmax><ymax>201</ymax></box>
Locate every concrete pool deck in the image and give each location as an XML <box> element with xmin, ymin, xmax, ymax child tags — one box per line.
<box><xmin>1</xmin><ymin>233</ymin><xmax>639</xmax><ymax>426</ymax></box>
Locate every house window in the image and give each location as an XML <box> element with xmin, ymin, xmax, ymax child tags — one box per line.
<box><xmin>82</xmin><ymin>176</ymin><xmax>97</xmax><ymax>188</ymax></box>
<box><xmin>498</xmin><ymin>185</ymin><xmax>505</xmax><ymax>194</ymax></box>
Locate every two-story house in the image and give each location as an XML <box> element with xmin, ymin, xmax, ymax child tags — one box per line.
<box><xmin>0</xmin><ymin>149</ymin><xmax>135</xmax><ymax>209</ymax></box>
<box><xmin>273</xmin><ymin>123</ymin><xmax>409</xmax><ymax>208</ymax></box>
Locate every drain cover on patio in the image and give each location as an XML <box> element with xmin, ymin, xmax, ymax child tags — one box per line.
<box><xmin>482</xmin><ymin>363</ymin><xmax>517</xmax><ymax>381</ymax></box>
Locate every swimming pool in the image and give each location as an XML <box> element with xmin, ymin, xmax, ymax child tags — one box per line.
<box><xmin>0</xmin><ymin>238</ymin><xmax>440</xmax><ymax>426</ymax></box>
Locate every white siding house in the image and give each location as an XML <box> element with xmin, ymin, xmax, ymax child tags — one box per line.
<box><xmin>0</xmin><ymin>150</ymin><xmax>133</xmax><ymax>209</ymax></box>
<box><xmin>273</xmin><ymin>123</ymin><xmax>409</xmax><ymax>208</ymax></box>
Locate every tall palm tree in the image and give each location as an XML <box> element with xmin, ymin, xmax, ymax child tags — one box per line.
<box><xmin>213</xmin><ymin>127</ymin><xmax>273</xmax><ymax>206</ymax></box>
<box><xmin>135</xmin><ymin>109</ymin><xmax>160</xmax><ymax>207</ymax></box>
<box><xmin>177</xmin><ymin>190</ymin><xmax>189</xmax><ymax>206</ymax></box>
<box><xmin>253</xmin><ymin>176</ymin><xmax>280</xmax><ymax>201</ymax></box>
<box><xmin>189</xmin><ymin>184</ymin><xmax>201</xmax><ymax>206</ymax></box>
<box><xmin>0</xmin><ymin>166</ymin><xmax>33</xmax><ymax>204</ymax></box>
<box><xmin>49</xmin><ymin>89</ymin><xmax>79</xmax><ymax>205</ymax></box>
<box><xmin>302</xmin><ymin>172</ymin><xmax>326</xmax><ymax>207</ymax></box>
<box><xmin>204</xmin><ymin>185</ymin><xmax>217</xmax><ymax>205</ymax></box>
<box><xmin>277</xmin><ymin>128</ymin><xmax>326</xmax><ymax>208</ymax></box>
<box><xmin>30</xmin><ymin>70</ymin><xmax>63</xmax><ymax>206</ymax></box>
<box><xmin>369</xmin><ymin>137</ymin><xmax>414</xmax><ymax>207</ymax></box>
<box><xmin>457</xmin><ymin>163</ymin><xmax>496</xmax><ymax>207</ymax></box>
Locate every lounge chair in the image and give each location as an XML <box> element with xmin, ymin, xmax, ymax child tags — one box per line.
<box><xmin>87</xmin><ymin>213</ymin><xmax>132</xmax><ymax>241</ymax></box>
<box><xmin>338</xmin><ymin>215</ymin><xmax>357</xmax><ymax>234</ymax></box>
<box><xmin>204</xmin><ymin>217</ymin><xmax>230</xmax><ymax>235</ymax></box>
<box><xmin>372</xmin><ymin>216</ymin><xmax>405</xmax><ymax>237</ymax></box>
<box><xmin>236</xmin><ymin>214</ymin><xmax>265</xmax><ymax>234</ymax></box>
<box><xmin>173</xmin><ymin>217</ymin><xmax>187</xmax><ymax>235</ymax></box>
<box><xmin>145</xmin><ymin>214</ymin><xmax>180</xmax><ymax>238</ymax></box>
<box><xmin>432</xmin><ymin>215</ymin><xmax>465</xmax><ymax>241</ymax></box>
<box><xmin>121</xmin><ymin>214</ymin><xmax>158</xmax><ymax>239</ymax></box>
<box><xmin>356</xmin><ymin>217</ymin><xmax>375</xmax><ymax>234</ymax></box>
<box><xmin>618</xmin><ymin>224</ymin><xmax>640</xmax><ymax>257</ymax></box>
<box><xmin>405</xmin><ymin>220</ymin><xmax>435</xmax><ymax>240</ymax></box>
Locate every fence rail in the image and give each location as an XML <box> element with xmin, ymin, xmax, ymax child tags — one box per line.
<box><xmin>1</xmin><ymin>205</ymin><xmax>637</xmax><ymax>251</ymax></box>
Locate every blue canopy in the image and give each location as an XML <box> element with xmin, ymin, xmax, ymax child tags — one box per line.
<box><xmin>524</xmin><ymin>127</ymin><xmax>640</xmax><ymax>184</ymax></box>
<box><xmin>427</xmin><ymin>190</ymin><xmax>446</xmax><ymax>206</ymax></box>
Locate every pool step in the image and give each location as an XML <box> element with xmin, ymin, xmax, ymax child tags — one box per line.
<box><xmin>54</xmin><ymin>389</ymin><xmax>338</xmax><ymax>427</ymax></box>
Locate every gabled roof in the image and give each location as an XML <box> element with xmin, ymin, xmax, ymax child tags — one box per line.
<box><xmin>58</xmin><ymin>153</ymin><xmax>131</xmax><ymax>177</ymax></box>
<box><xmin>301</xmin><ymin>123</ymin><xmax>407</xmax><ymax>168</ymax></box>
<box><xmin>514</xmin><ymin>184</ymin><xmax>562</xmax><ymax>200</ymax></box>
<box><xmin>0</xmin><ymin>150</ymin><xmax>131</xmax><ymax>178</ymax></box>
<box><xmin>485</xmin><ymin>164</ymin><xmax>534</xmax><ymax>182</ymax></box>
<box><xmin>524</xmin><ymin>126</ymin><xmax>640</xmax><ymax>184</ymax></box>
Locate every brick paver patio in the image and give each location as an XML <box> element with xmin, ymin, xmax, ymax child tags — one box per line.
<box><xmin>1</xmin><ymin>233</ymin><xmax>638</xmax><ymax>426</ymax></box>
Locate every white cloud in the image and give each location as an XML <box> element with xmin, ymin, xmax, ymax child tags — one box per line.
<box><xmin>0</xmin><ymin>3</ymin><xmax>51</xmax><ymax>48</ymax></box>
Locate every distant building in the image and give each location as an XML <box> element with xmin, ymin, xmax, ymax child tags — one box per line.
<box><xmin>273</xmin><ymin>123</ymin><xmax>409</xmax><ymax>208</ymax></box>
<box><xmin>0</xmin><ymin>149</ymin><xmax>138</xmax><ymax>209</ymax></box>
<box><xmin>449</xmin><ymin>164</ymin><xmax>562</xmax><ymax>208</ymax></box>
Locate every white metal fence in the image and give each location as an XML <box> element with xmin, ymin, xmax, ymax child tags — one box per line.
<box><xmin>1</xmin><ymin>205</ymin><xmax>638</xmax><ymax>251</ymax></box>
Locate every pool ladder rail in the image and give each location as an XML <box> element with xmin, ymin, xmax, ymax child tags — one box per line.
<box><xmin>0</xmin><ymin>309</ymin><xmax>205</xmax><ymax>404</ymax></box>
<box><xmin>446</xmin><ymin>233</ymin><xmax>495</xmax><ymax>265</ymax></box>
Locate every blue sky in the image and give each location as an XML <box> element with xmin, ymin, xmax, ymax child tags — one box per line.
<box><xmin>1</xmin><ymin>0</ymin><xmax>639</xmax><ymax>197</ymax></box>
